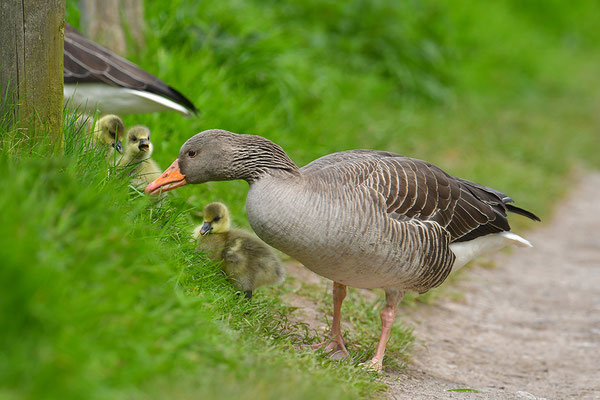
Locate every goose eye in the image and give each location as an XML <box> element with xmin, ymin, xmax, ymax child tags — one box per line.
<box><xmin>131</xmin><ymin>136</ymin><xmax>137</xmax><ymax>142</ymax></box>
<box><xmin>109</xmin><ymin>130</ymin><xmax>116</xmax><ymax>138</ymax></box>
<box><xmin>188</xmin><ymin>150</ymin><xmax>197</xmax><ymax>158</ymax></box>
<box><xmin>213</xmin><ymin>216</ymin><xmax>221</xmax><ymax>222</ymax></box>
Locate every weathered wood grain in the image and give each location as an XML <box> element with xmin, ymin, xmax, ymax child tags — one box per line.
<box><xmin>79</xmin><ymin>0</ymin><xmax>145</xmax><ymax>55</ymax></box>
<box><xmin>0</xmin><ymin>0</ymin><xmax>64</xmax><ymax>143</ymax></box>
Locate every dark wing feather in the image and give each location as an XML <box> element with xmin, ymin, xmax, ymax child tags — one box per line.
<box><xmin>506</xmin><ymin>204</ymin><xmax>541</xmax><ymax>221</ymax></box>
<box><xmin>371</xmin><ymin>157</ymin><xmax>539</xmax><ymax>242</ymax></box>
<box><xmin>308</xmin><ymin>151</ymin><xmax>539</xmax><ymax>242</ymax></box>
<box><xmin>64</xmin><ymin>24</ymin><xmax>198</xmax><ymax>114</ymax></box>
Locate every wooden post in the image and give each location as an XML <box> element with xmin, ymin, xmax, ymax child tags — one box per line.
<box><xmin>122</xmin><ymin>0</ymin><xmax>146</xmax><ymax>51</ymax></box>
<box><xmin>0</xmin><ymin>0</ymin><xmax>65</xmax><ymax>144</ymax></box>
<box><xmin>80</xmin><ymin>0</ymin><xmax>145</xmax><ymax>55</ymax></box>
<box><xmin>80</xmin><ymin>0</ymin><xmax>127</xmax><ymax>55</ymax></box>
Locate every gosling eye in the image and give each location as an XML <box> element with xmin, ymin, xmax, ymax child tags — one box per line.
<box><xmin>188</xmin><ymin>150</ymin><xmax>197</xmax><ymax>158</ymax></box>
<box><xmin>109</xmin><ymin>130</ymin><xmax>116</xmax><ymax>138</ymax></box>
<box><xmin>212</xmin><ymin>216</ymin><xmax>221</xmax><ymax>222</ymax></box>
<box><xmin>131</xmin><ymin>136</ymin><xmax>137</xmax><ymax>142</ymax></box>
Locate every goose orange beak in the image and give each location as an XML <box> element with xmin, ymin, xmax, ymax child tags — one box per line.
<box><xmin>145</xmin><ymin>159</ymin><xmax>187</xmax><ymax>195</ymax></box>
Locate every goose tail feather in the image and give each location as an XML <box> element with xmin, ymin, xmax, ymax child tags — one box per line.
<box><xmin>506</xmin><ymin>204</ymin><xmax>541</xmax><ymax>221</ymax></box>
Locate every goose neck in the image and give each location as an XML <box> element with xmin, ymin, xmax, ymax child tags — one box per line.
<box><xmin>231</xmin><ymin>149</ymin><xmax>300</xmax><ymax>184</ymax></box>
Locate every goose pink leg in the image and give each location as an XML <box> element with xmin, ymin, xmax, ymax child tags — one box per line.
<box><xmin>310</xmin><ymin>281</ymin><xmax>349</xmax><ymax>359</ymax></box>
<box><xmin>362</xmin><ymin>289</ymin><xmax>405</xmax><ymax>371</ymax></box>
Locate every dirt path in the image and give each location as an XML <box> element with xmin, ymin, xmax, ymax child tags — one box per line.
<box><xmin>386</xmin><ymin>173</ymin><xmax>600</xmax><ymax>399</ymax></box>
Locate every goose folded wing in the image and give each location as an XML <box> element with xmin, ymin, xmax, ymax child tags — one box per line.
<box><xmin>362</xmin><ymin>157</ymin><xmax>512</xmax><ymax>243</ymax></box>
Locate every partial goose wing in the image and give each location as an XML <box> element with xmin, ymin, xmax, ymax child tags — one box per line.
<box><xmin>64</xmin><ymin>24</ymin><xmax>198</xmax><ymax>115</ymax></box>
<box><xmin>303</xmin><ymin>150</ymin><xmax>537</xmax><ymax>243</ymax></box>
<box><xmin>302</xmin><ymin>149</ymin><xmax>402</xmax><ymax>172</ymax></box>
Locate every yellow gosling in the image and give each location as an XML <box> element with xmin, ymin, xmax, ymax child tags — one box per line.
<box><xmin>119</xmin><ymin>125</ymin><xmax>162</xmax><ymax>190</ymax></box>
<box><xmin>195</xmin><ymin>202</ymin><xmax>285</xmax><ymax>298</ymax></box>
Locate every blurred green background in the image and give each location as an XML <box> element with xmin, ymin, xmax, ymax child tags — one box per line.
<box><xmin>69</xmin><ymin>0</ymin><xmax>600</xmax><ymax>225</ymax></box>
<box><xmin>2</xmin><ymin>0</ymin><xmax>599</xmax><ymax>399</ymax></box>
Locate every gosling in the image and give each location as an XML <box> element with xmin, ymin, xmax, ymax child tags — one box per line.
<box><xmin>119</xmin><ymin>125</ymin><xmax>162</xmax><ymax>190</ymax></box>
<box><xmin>195</xmin><ymin>202</ymin><xmax>285</xmax><ymax>298</ymax></box>
<box><xmin>78</xmin><ymin>114</ymin><xmax>125</xmax><ymax>157</ymax></box>
<box><xmin>92</xmin><ymin>114</ymin><xmax>125</xmax><ymax>155</ymax></box>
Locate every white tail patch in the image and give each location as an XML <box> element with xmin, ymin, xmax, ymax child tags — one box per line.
<box><xmin>449</xmin><ymin>232</ymin><xmax>532</xmax><ymax>273</ymax></box>
<box><xmin>64</xmin><ymin>83</ymin><xmax>191</xmax><ymax>116</ymax></box>
<box><xmin>500</xmin><ymin>231</ymin><xmax>533</xmax><ymax>248</ymax></box>
<box><xmin>128</xmin><ymin>89</ymin><xmax>191</xmax><ymax>116</ymax></box>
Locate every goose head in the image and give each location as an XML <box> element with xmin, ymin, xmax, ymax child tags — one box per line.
<box><xmin>123</xmin><ymin>125</ymin><xmax>153</xmax><ymax>162</ymax></box>
<box><xmin>94</xmin><ymin>114</ymin><xmax>125</xmax><ymax>153</ymax></box>
<box><xmin>199</xmin><ymin>202</ymin><xmax>231</xmax><ymax>235</ymax></box>
<box><xmin>145</xmin><ymin>129</ymin><xmax>298</xmax><ymax>195</ymax></box>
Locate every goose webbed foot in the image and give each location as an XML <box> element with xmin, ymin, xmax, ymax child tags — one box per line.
<box><xmin>359</xmin><ymin>357</ymin><xmax>383</xmax><ymax>371</ymax></box>
<box><xmin>309</xmin><ymin>334</ymin><xmax>350</xmax><ymax>359</ymax></box>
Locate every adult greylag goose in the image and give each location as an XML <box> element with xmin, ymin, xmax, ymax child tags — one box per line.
<box><xmin>64</xmin><ymin>23</ymin><xmax>198</xmax><ymax>116</ymax></box>
<box><xmin>145</xmin><ymin>129</ymin><xmax>540</xmax><ymax>370</ymax></box>
<box><xmin>194</xmin><ymin>202</ymin><xmax>286</xmax><ymax>299</ymax></box>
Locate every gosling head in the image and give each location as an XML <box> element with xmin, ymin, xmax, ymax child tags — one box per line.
<box><xmin>94</xmin><ymin>114</ymin><xmax>125</xmax><ymax>153</ymax></box>
<box><xmin>123</xmin><ymin>125</ymin><xmax>154</xmax><ymax>161</ymax></box>
<box><xmin>200</xmin><ymin>202</ymin><xmax>231</xmax><ymax>235</ymax></box>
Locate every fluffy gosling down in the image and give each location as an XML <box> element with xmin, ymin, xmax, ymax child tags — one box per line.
<box><xmin>119</xmin><ymin>125</ymin><xmax>162</xmax><ymax>190</ymax></box>
<box><xmin>77</xmin><ymin>114</ymin><xmax>125</xmax><ymax>156</ymax></box>
<box><xmin>92</xmin><ymin>114</ymin><xmax>125</xmax><ymax>154</ymax></box>
<box><xmin>195</xmin><ymin>202</ymin><xmax>285</xmax><ymax>299</ymax></box>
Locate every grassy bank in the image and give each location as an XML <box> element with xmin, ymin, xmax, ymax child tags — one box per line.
<box><xmin>2</xmin><ymin>0</ymin><xmax>599</xmax><ymax>398</ymax></box>
<box><xmin>0</xmin><ymin>121</ymin><xmax>385</xmax><ymax>399</ymax></box>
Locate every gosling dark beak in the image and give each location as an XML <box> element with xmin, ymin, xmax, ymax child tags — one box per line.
<box><xmin>200</xmin><ymin>222</ymin><xmax>212</xmax><ymax>236</ymax></box>
<box><xmin>145</xmin><ymin>159</ymin><xmax>187</xmax><ymax>195</ymax></box>
<box><xmin>114</xmin><ymin>140</ymin><xmax>124</xmax><ymax>154</ymax></box>
<box><xmin>138</xmin><ymin>138</ymin><xmax>150</xmax><ymax>152</ymax></box>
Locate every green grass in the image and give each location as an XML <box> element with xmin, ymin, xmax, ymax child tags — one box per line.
<box><xmin>0</xmin><ymin>119</ymin><xmax>385</xmax><ymax>400</ymax></box>
<box><xmin>3</xmin><ymin>0</ymin><xmax>600</xmax><ymax>398</ymax></box>
<box><xmin>448</xmin><ymin>388</ymin><xmax>481</xmax><ymax>393</ymax></box>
